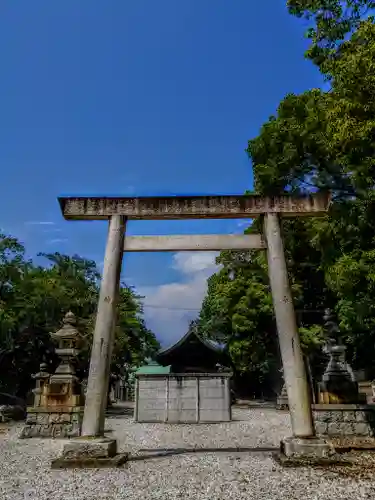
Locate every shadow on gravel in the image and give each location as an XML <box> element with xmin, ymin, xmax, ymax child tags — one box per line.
<box><xmin>128</xmin><ymin>446</ymin><xmax>278</xmax><ymax>461</ymax></box>
<box><xmin>106</xmin><ymin>407</ymin><xmax>134</xmax><ymax>418</ymax></box>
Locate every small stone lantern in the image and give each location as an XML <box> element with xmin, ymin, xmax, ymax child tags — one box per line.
<box><xmin>276</xmin><ymin>367</ymin><xmax>289</xmax><ymax>410</ymax></box>
<box><xmin>31</xmin><ymin>362</ymin><xmax>50</xmax><ymax>407</ymax></box>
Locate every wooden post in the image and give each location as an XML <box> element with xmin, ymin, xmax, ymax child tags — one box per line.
<box><xmin>264</xmin><ymin>213</ymin><xmax>315</xmax><ymax>438</ymax></box>
<box><xmin>81</xmin><ymin>215</ymin><xmax>126</xmax><ymax>437</ymax></box>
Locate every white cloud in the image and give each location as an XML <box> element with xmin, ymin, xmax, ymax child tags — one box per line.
<box><xmin>139</xmin><ymin>251</ymin><xmax>220</xmax><ymax>347</ymax></box>
<box><xmin>25</xmin><ymin>221</ymin><xmax>55</xmax><ymax>226</ymax></box>
<box><xmin>172</xmin><ymin>252</ymin><xmax>219</xmax><ymax>275</ymax></box>
<box><xmin>46</xmin><ymin>238</ymin><xmax>68</xmax><ymax>245</ymax></box>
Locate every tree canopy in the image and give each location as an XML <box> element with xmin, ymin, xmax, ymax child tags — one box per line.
<box><xmin>287</xmin><ymin>0</ymin><xmax>375</xmax><ymax>70</ymax></box>
<box><xmin>197</xmin><ymin>16</ymin><xmax>375</xmax><ymax>395</ymax></box>
<box><xmin>0</xmin><ymin>233</ymin><xmax>159</xmax><ymax>398</ymax></box>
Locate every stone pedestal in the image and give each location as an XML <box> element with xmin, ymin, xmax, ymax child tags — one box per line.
<box><xmin>51</xmin><ymin>437</ymin><xmax>128</xmax><ymax>469</ymax></box>
<box><xmin>280</xmin><ymin>436</ymin><xmax>334</xmax><ymax>458</ymax></box>
<box><xmin>20</xmin><ymin>406</ymin><xmax>83</xmax><ymax>438</ymax></box>
<box><xmin>313</xmin><ymin>404</ymin><xmax>375</xmax><ymax>438</ymax></box>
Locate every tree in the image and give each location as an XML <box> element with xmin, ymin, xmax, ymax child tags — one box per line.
<box><xmin>0</xmin><ymin>234</ymin><xmax>159</xmax><ymax>397</ymax></box>
<box><xmin>198</xmin><ymin>18</ymin><xmax>375</xmax><ymax>390</ymax></box>
<box><xmin>111</xmin><ymin>285</ymin><xmax>160</xmax><ymax>379</ymax></box>
<box><xmin>198</xmin><ymin>218</ymin><xmax>328</xmax><ymax>396</ymax></box>
<box><xmin>287</xmin><ymin>0</ymin><xmax>375</xmax><ymax>70</ymax></box>
<box><xmin>247</xmin><ymin>19</ymin><xmax>375</xmax><ymax>372</ymax></box>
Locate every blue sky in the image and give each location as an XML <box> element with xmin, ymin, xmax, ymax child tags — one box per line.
<box><xmin>0</xmin><ymin>1</ymin><xmax>323</xmax><ymax>346</ymax></box>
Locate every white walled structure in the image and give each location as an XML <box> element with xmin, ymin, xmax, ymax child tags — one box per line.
<box><xmin>135</xmin><ymin>373</ymin><xmax>231</xmax><ymax>423</ymax></box>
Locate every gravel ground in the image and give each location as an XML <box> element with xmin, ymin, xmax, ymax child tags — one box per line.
<box><xmin>1</xmin><ymin>408</ymin><xmax>375</xmax><ymax>500</ymax></box>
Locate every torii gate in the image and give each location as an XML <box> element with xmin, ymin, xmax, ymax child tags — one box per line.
<box><xmin>58</xmin><ymin>192</ymin><xmax>332</xmax><ymax>461</ymax></box>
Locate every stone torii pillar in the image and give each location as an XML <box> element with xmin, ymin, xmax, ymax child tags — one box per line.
<box><xmin>54</xmin><ymin>215</ymin><xmax>128</xmax><ymax>467</ymax></box>
<box><xmin>264</xmin><ymin>214</ymin><xmax>330</xmax><ymax>457</ymax></box>
<box><xmin>81</xmin><ymin>215</ymin><xmax>126</xmax><ymax>437</ymax></box>
<box><xmin>264</xmin><ymin>213</ymin><xmax>313</xmax><ymax>437</ymax></box>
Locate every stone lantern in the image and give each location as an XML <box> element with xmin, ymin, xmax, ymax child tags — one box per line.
<box><xmin>20</xmin><ymin>312</ymin><xmax>85</xmax><ymax>439</ymax></box>
<box><xmin>312</xmin><ymin>309</ymin><xmax>375</xmax><ymax>440</ymax></box>
<box><xmin>318</xmin><ymin>309</ymin><xmax>358</xmax><ymax>404</ymax></box>
<box><xmin>50</xmin><ymin>311</ymin><xmax>81</xmax><ymax>386</ymax></box>
<box><xmin>276</xmin><ymin>367</ymin><xmax>289</xmax><ymax>410</ymax></box>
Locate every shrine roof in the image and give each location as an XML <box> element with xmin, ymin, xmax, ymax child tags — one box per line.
<box><xmin>157</xmin><ymin>329</ymin><xmax>226</xmax><ymax>359</ymax></box>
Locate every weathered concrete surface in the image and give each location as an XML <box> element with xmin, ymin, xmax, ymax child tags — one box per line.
<box><xmin>124</xmin><ymin>234</ymin><xmax>266</xmax><ymax>252</ymax></box>
<box><xmin>280</xmin><ymin>436</ymin><xmax>334</xmax><ymax>459</ymax></box>
<box><xmin>62</xmin><ymin>437</ymin><xmax>117</xmax><ymax>459</ymax></box>
<box><xmin>51</xmin><ymin>437</ymin><xmax>128</xmax><ymax>469</ymax></box>
<box><xmin>58</xmin><ymin>193</ymin><xmax>330</xmax><ymax>220</ymax></box>
<box><xmin>81</xmin><ymin>215</ymin><xmax>126</xmax><ymax>437</ymax></box>
<box><xmin>51</xmin><ymin>453</ymin><xmax>128</xmax><ymax>469</ymax></box>
<box><xmin>264</xmin><ymin>213</ymin><xmax>314</xmax><ymax>438</ymax></box>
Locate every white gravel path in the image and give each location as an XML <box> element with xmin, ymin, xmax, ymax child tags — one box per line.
<box><xmin>1</xmin><ymin>407</ymin><xmax>375</xmax><ymax>500</ymax></box>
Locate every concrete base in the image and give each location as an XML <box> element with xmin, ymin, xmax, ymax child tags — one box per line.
<box><xmin>280</xmin><ymin>436</ymin><xmax>334</xmax><ymax>459</ymax></box>
<box><xmin>62</xmin><ymin>437</ymin><xmax>117</xmax><ymax>459</ymax></box>
<box><xmin>51</xmin><ymin>453</ymin><xmax>128</xmax><ymax>469</ymax></box>
<box><xmin>51</xmin><ymin>437</ymin><xmax>128</xmax><ymax>468</ymax></box>
<box><xmin>273</xmin><ymin>451</ymin><xmax>351</xmax><ymax>468</ymax></box>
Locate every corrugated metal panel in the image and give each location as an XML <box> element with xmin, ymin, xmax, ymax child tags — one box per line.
<box><xmin>136</xmin><ymin>363</ymin><xmax>171</xmax><ymax>375</ymax></box>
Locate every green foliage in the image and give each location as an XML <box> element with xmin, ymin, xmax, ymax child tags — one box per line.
<box><xmin>248</xmin><ymin>20</ymin><xmax>375</xmax><ymax>371</ymax></box>
<box><xmin>287</xmin><ymin>0</ymin><xmax>375</xmax><ymax>69</ymax></box>
<box><xmin>0</xmin><ymin>233</ymin><xmax>159</xmax><ymax>397</ymax></box>
<box><xmin>198</xmin><ymin>223</ymin><xmax>279</xmax><ymax>384</ymax></box>
<box><xmin>198</xmin><ymin>218</ymin><xmax>328</xmax><ymax>389</ymax></box>
<box><xmin>198</xmin><ymin>19</ymin><xmax>375</xmax><ymax>386</ymax></box>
